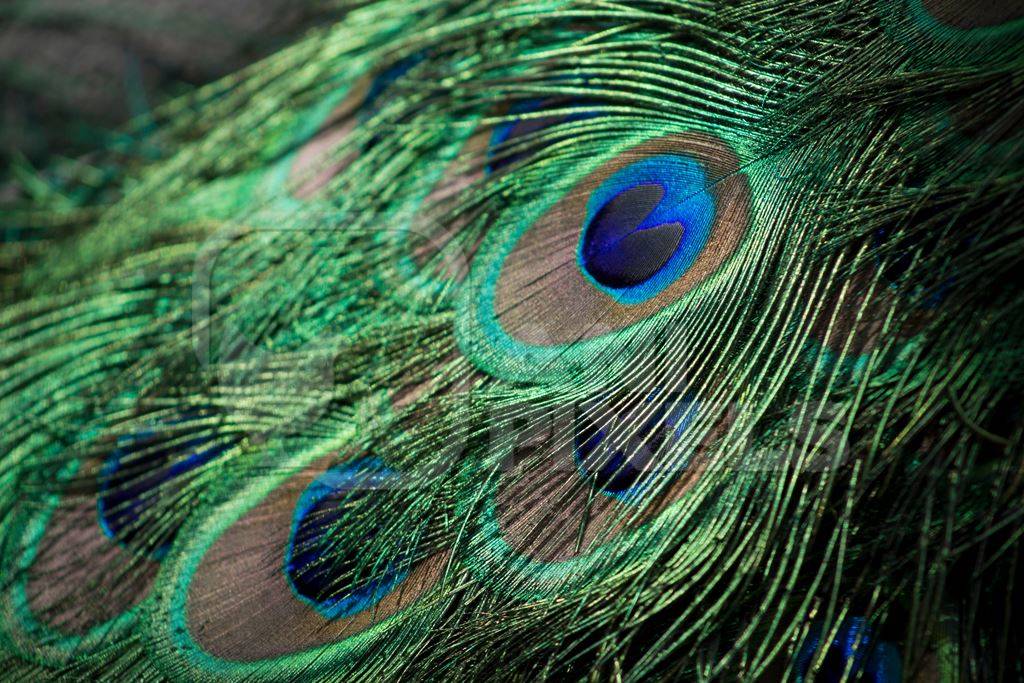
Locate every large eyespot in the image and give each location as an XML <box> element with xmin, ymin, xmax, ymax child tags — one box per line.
<box><xmin>0</xmin><ymin>413</ymin><xmax>236</xmax><ymax>665</ymax></box>
<box><xmin>146</xmin><ymin>447</ymin><xmax>450</xmax><ymax>680</ymax></box>
<box><xmin>794</xmin><ymin>618</ymin><xmax>902</xmax><ymax>683</ymax></box>
<box><xmin>457</xmin><ymin>386</ymin><xmax>731</xmax><ymax>598</ymax></box>
<box><xmin>881</xmin><ymin>0</ymin><xmax>1024</xmax><ymax>66</ymax></box>
<box><xmin>578</xmin><ymin>155</ymin><xmax>716</xmax><ymax>302</ymax></box>
<box><xmin>456</xmin><ymin>131</ymin><xmax>762</xmax><ymax>381</ymax></box>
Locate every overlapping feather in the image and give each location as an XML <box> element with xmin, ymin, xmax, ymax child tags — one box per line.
<box><xmin>1</xmin><ymin>0</ymin><xmax>1022</xmax><ymax>680</ymax></box>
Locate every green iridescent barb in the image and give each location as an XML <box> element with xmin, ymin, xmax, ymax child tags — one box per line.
<box><xmin>1</xmin><ymin>0</ymin><xmax>1022</xmax><ymax>680</ymax></box>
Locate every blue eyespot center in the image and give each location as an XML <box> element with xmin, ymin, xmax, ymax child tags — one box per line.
<box><xmin>872</xmin><ymin>225</ymin><xmax>970</xmax><ymax>308</ymax></box>
<box><xmin>574</xmin><ymin>391</ymin><xmax>699</xmax><ymax>499</ymax></box>
<box><xmin>285</xmin><ymin>458</ymin><xmax>412</xmax><ymax>620</ymax></box>
<box><xmin>487</xmin><ymin>98</ymin><xmax>595</xmax><ymax>173</ymax></box>
<box><xmin>98</xmin><ymin>421</ymin><xmax>228</xmax><ymax>559</ymax></box>
<box><xmin>362</xmin><ymin>53</ymin><xmax>423</xmax><ymax>119</ymax></box>
<box><xmin>577</xmin><ymin>155</ymin><xmax>717</xmax><ymax>304</ymax></box>
<box><xmin>795</xmin><ymin>618</ymin><xmax>903</xmax><ymax>683</ymax></box>
<box><xmin>581</xmin><ymin>183</ymin><xmax>684</xmax><ymax>288</ymax></box>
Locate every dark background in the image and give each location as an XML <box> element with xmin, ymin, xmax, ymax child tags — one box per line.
<box><xmin>1</xmin><ymin>0</ymin><xmax>331</xmax><ymax>195</ymax></box>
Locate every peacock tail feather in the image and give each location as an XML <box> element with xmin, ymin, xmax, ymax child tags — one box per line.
<box><xmin>1</xmin><ymin>0</ymin><xmax>1023</xmax><ymax>680</ymax></box>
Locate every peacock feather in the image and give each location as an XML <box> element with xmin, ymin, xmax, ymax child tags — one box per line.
<box><xmin>1</xmin><ymin>0</ymin><xmax>1023</xmax><ymax>680</ymax></box>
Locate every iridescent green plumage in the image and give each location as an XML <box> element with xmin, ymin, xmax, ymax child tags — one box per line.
<box><xmin>1</xmin><ymin>0</ymin><xmax>1022</xmax><ymax>680</ymax></box>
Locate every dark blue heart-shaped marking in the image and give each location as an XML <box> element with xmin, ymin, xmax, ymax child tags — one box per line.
<box><xmin>581</xmin><ymin>183</ymin><xmax>685</xmax><ymax>289</ymax></box>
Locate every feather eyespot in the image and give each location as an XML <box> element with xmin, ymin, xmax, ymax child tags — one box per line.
<box><xmin>284</xmin><ymin>54</ymin><xmax>423</xmax><ymax>200</ymax></box>
<box><xmin>456</xmin><ymin>131</ymin><xmax>755</xmax><ymax>381</ymax></box>
<box><xmin>98</xmin><ymin>422</ymin><xmax>231</xmax><ymax>559</ymax></box>
<box><xmin>573</xmin><ymin>390</ymin><xmax>699</xmax><ymax>499</ymax></box>
<box><xmin>794</xmin><ymin>618</ymin><xmax>902</xmax><ymax>683</ymax></box>
<box><xmin>147</xmin><ymin>448</ymin><xmax>449</xmax><ymax>679</ymax></box>
<box><xmin>458</xmin><ymin>385</ymin><xmax>727</xmax><ymax>597</ymax></box>
<box><xmin>5</xmin><ymin>463</ymin><xmax>160</xmax><ymax>643</ymax></box>
<box><xmin>0</xmin><ymin>411</ymin><xmax>236</xmax><ymax>664</ymax></box>
<box><xmin>871</xmin><ymin>226</ymin><xmax>971</xmax><ymax>309</ymax></box>
<box><xmin>284</xmin><ymin>458</ymin><xmax>414</xmax><ymax>620</ymax></box>
<box><xmin>578</xmin><ymin>156</ymin><xmax>716</xmax><ymax>302</ymax></box>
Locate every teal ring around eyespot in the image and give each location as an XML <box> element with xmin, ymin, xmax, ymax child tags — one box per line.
<box><xmin>880</xmin><ymin>0</ymin><xmax>1024</xmax><ymax>67</ymax></box>
<box><xmin>251</xmin><ymin>83</ymin><xmax>360</xmax><ymax>208</ymax></box>
<box><xmin>454</xmin><ymin>125</ymin><xmax>774</xmax><ymax>384</ymax></box>
<box><xmin>369</xmin><ymin>117</ymin><xmax>484</xmax><ymax>307</ymax></box>
<box><xmin>453</xmin><ymin>438</ymin><xmax>744</xmax><ymax>601</ymax></box>
<box><xmin>576</xmin><ymin>155</ymin><xmax>717</xmax><ymax>304</ymax></box>
<box><xmin>143</xmin><ymin>426</ymin><xmax>449</xmax><ymax>683</ymax></box>
<box><xmin>0</xmin><ymin>453</ymin><xmax>147</xmax><ymax>668</ymax></box>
